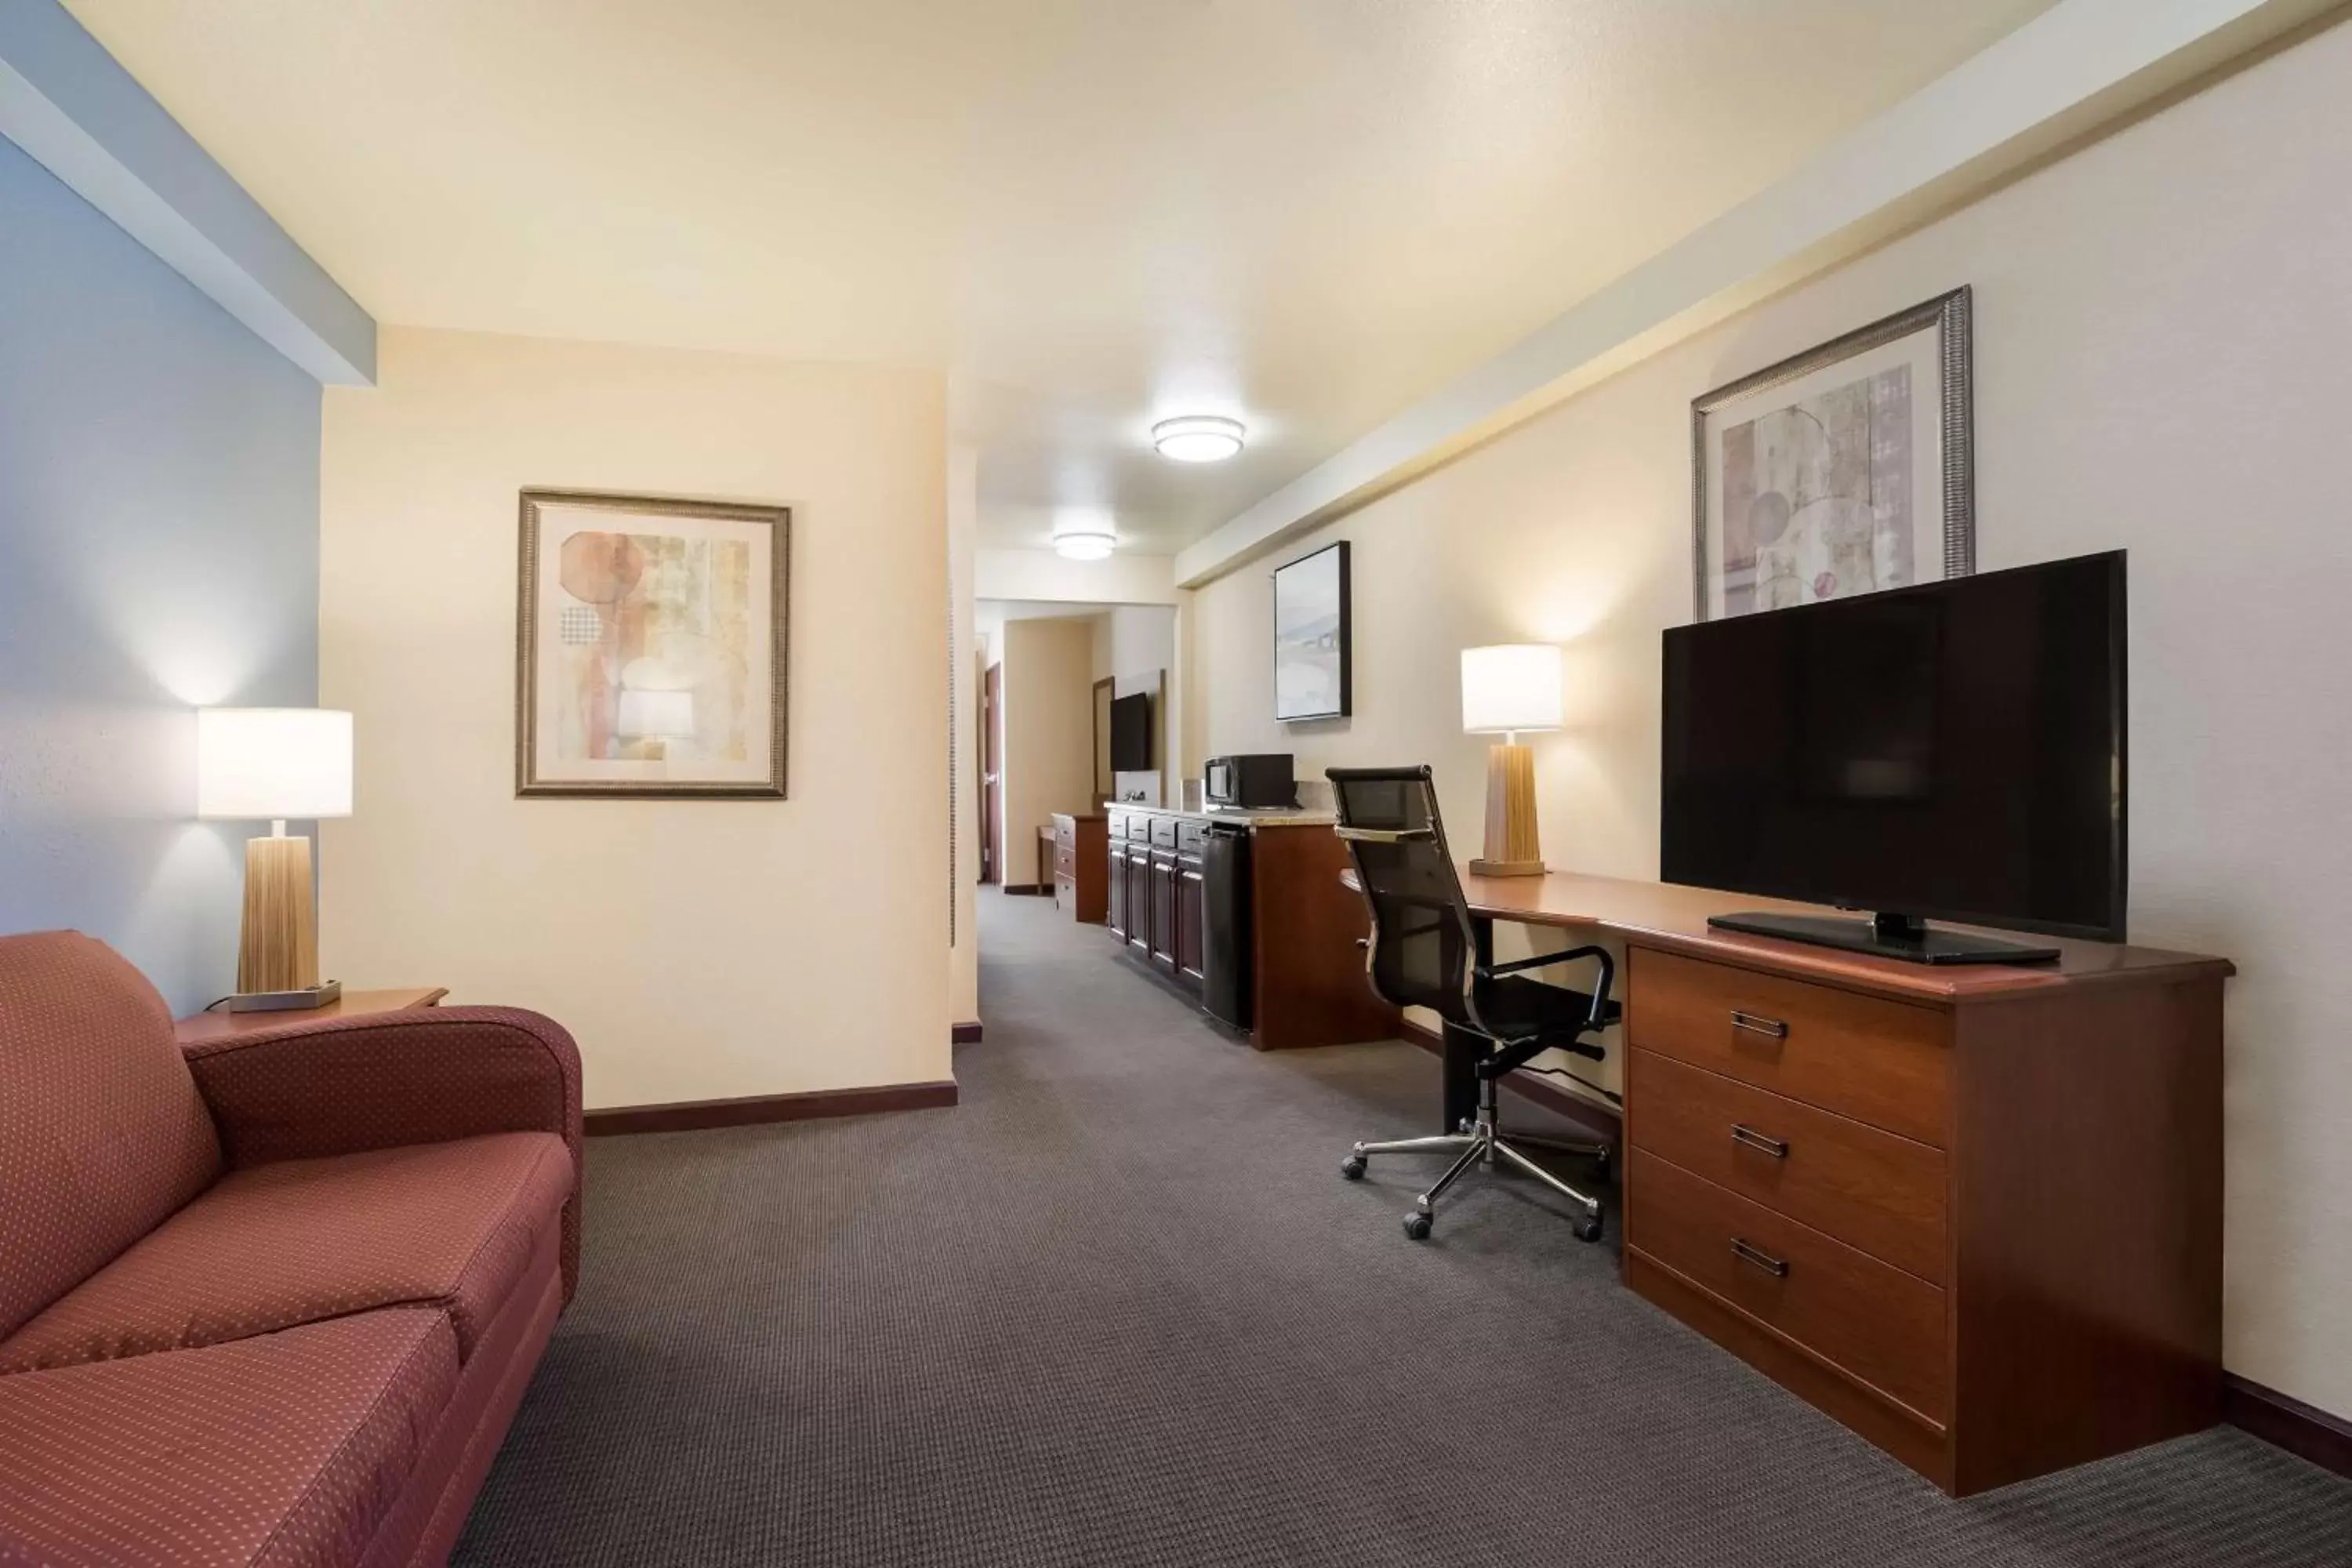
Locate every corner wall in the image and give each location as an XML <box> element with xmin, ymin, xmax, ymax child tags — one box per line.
<box><xmin>1190</xmin><ymin>16</ymin><xmax>2352</xmax><ymax>1417</ymax></box>
<box><xmin>0</xmin><ymin>136</ymin><xmax>319</xmax><ymax>1013</ymax></box>
<box><xmin>320</xmin><ymin>327</ymin><xmax>949</xmax><ymax>1109</ymax></box>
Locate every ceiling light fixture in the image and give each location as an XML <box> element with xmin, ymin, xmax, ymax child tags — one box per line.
<box><xmin>1051</xmin><ymin>512</ymin><xmax>1118</xmax><ymax>561</ymax></box>
<box><xmin>1152</xmin><ymin>415</ymin><xmax>1246</xmax><ymax>463</ymax></box>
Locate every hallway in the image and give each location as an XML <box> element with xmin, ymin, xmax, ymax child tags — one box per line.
<box><xmin>455</xmin><ymin>891</ymin><xmax>2352</xmax><ymax>1566</ymax></box>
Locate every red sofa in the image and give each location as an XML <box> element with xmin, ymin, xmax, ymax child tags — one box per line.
<box><xmin>0</xmin><ymin>931</ymin><xmax>583</xmax><ymax>1568</ymax></box>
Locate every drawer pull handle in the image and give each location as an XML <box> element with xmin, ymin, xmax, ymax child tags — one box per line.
<box><xmin>1731</xmin><ymin>1124</ymin><xmax>1790</xmax><ymax>1159</ymax></box>
<box><xmin>1730</xmin><ymin>1010</ymin><xmax>1789</xmax><ymax>1040</ymax></box>
<box><xmin>1731</xmin><ymin>1238</ymin><xmax>1790</xmax><ymax>1278</ymax></box>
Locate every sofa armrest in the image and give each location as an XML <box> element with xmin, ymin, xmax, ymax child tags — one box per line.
<box><xmin>185</xmin><ymin>1006</ymin><xmax>584</xmax><ymax>1301</ymax></box>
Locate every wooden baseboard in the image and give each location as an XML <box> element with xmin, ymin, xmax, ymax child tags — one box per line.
<box><xmin>952</xmin><ymin>1021</ymin><xmax>983</xmax><ymax>1044</ymax></box>
<box><xmin>1398</xmin><ymin>1018</ymin><xmax>1622</xmax><ymax>1145</ymax></box>
<box><xmin>2225</xmin><ymin>1373</ymin><xmax>2352</xmax><ymax>1479</ymax></box>
<box><xmin>584</xmin><ymin>1080</ymin><xmax>957</xmax><ymax>1136</ymax></box>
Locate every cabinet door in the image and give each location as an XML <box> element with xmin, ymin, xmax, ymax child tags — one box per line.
<box><xmin>1176</xmin><ymin>862</ymin><xmax>1206</xmax><ymax>987</ymax></box>
<box><xmin>1149</xmin><ymin>856</ymin><xmax>1179</xmax><ymax>974</ymax></box>
<box><xmin>1126</xmin><ymin>850</ymin><xmax>1152</xmax><ymax>951</ymax></box>
<box><xmin>1105</xmin><ymin>835</ymin><xmax>1127</xmax><ymax>937</ymax></box>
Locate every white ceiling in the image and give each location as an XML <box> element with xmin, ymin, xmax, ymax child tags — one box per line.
<box><xmin>67</xmin><ymin>0</ymin><xmax>2056</xmax><ymax>554</ymax></box>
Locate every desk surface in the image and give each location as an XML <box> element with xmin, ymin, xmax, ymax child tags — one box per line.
<box><xmin>1352</xmin><ymin>866</ymin><xmax>2231</xmax><ymax>1007</ymax></box>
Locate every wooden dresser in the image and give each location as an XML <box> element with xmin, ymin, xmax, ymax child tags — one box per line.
<box><xmin>1448</xmin><ymin>871</ymin><xmax>2232</xmax><ymax>1495</ymax></box>
<box><xmin>1050</xmin><ymin>812</ymin><xmax>1108</xmax><ymax>923</ymax></box>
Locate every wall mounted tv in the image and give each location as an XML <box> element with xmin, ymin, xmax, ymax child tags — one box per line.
<box><xmin>1109</xmin><ymin>691</ymin><xmax>1152</xmax><ymax>772</ymax></box>
<box><xmin>1661</xmin><ymin>551</ymin><xmax>2125</xmax><ymax>964</ymax></box>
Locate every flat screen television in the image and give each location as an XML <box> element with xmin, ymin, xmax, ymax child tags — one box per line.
<box><xmin>1661</xmin><ymin>551</ymin><xmax>2125</xmax><ymax>964</ymax></box>
<box><xmin>1109</xmin><ymin>691</ymin><xmax>1152</xmax><ymax>772</ymax></box>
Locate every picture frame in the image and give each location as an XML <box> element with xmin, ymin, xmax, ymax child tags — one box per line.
<box><xmin>1691</xmin><ymin>286</ymin><xmax>1973</xmax><ymax>619</ymax></box>
<box><xmin>515</xmin><ymin>488</ymin><xmax>789</xmax><ymax>798</ymax></box>
<box><xmin>1272</xmin><ymin>539</ymin><xmax>1351</xmax><ymax>722</ymax></box>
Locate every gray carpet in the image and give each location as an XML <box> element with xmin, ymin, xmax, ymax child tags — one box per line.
<box><xmin>454</xmin><ymin>891</ymin><xmax>2352</xmax><ymax>1567</ymax></box>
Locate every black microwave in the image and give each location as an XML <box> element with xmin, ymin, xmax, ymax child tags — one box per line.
<box><xmin>1203</xmin><ymin>754</ymin><xmax>1296</xmax><ymax>809</ymax></box>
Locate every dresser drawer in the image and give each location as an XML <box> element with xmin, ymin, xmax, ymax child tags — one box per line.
<box><xmin>1628</xmin><ymin>950</ymin><xmax>1948</xmax><ymax>1145</ymax></box>
<box><xmin>1055</xmin><ymin>844</ymin><xmax>1076</xmax><ymax>877</ymax></box>
<box><xmin>1629</xmin><ymin>1050</ymin><xmax>1947</xmax><ymax>1283</ymax></box>
<box><xmin>1629</xmin><ymin>1149</ymin><xmax>1948</xmax><ymax>1426</ymax></box>
<box><xmin>1149</xmin><ymin>815</ymin><xmax>1180</xmax><ymax>848</ymax></box>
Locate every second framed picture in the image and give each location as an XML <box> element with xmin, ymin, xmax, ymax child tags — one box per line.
<box><xmin>1272</xmin><ymin>540</ymin><xmax>1351</xmax><ymax>722</ymax></box>
<box><xmin>1692</xmin><ymin>286</ymin><xmax>1973</xmax><ymax>619</ymax></box>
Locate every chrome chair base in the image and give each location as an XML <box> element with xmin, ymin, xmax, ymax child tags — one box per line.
<box><xmin>1341</xmin><ymin>1085</ymin><xmax>1609</xmax><ymax>1243</ymax></box>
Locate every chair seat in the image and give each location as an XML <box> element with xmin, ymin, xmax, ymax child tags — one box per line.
<box><xmin>1466</xmin><ymin>974</ymin><xmax>1620</xmax><ymax>1046</ymax></box>
<box><xmin>0</xmin><ymin>1132</ymin><xmax>572</xmax><ymax>1374</ymax></box>
<box><xmin>0</xmin><ymin>1307</ymin><xmax>458</xmax><ymax>1568</ymax></box>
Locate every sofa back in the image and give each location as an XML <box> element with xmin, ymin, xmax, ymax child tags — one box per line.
<box><xmin>0</xmin><ymin>931</ymin><xmax>222</xmax><ymax>1339</ymax></box>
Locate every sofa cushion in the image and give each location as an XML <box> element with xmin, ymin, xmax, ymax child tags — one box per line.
<box><xmin>0</xmin><ymin>1307</ymin><xmax>457</xmax><ymax>1568</ymax></box>
<box><xmin>0</xmin><ymin>931</ymin><xmax>222</xmax><ymax>1341</ymax></box>
<box><xmin>0</xmin><ymin>1132</ymin><xmax>572</xmax><ymax>1374</ymax></box>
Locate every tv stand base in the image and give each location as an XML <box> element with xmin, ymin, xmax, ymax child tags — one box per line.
<box><xmin>1707</xmin><ymin>909</ymin><xmax>2061</xmax><ymax>966</ymax></box>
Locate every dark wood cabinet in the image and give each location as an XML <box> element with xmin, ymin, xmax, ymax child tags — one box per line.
<box><xmin>1100</xmin><ymin>806</ymin><xmax>1396</xmax><ymax>1047</ymax></box>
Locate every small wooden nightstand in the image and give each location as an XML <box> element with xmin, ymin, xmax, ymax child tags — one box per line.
<box><xmin>174</xmin><ymin>987</ymin><xmax>448</xmax><ymax>1045</ymax></box>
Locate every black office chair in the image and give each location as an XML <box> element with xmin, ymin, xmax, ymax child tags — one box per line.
<box><xmin>1328</xmin><ymin>765</ymin><xmax>1617</xmax><ymax>1242</ymax></box>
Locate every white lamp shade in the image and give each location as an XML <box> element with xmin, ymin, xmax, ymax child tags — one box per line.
<box><xmin>616</xmin><ymin>688</ymin><xmax>696</xmax><ymax>739</ymax></box>
<box><xmin>1461</xmin><ymin>644</ymin><xmax>1564</xmax><ymax>734</ymax></box>
<box><xmin>196</xmin><ymin>708</ymin><xmax>353</xmax><ymax>820</ymax></box>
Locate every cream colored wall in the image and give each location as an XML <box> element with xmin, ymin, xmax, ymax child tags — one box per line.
<box><xmin>998</xmin><ymin>617</ymin><xmax>1095</xmax><ymax>885</ymax></box>
<box><xmin>949</xmin><ymin>445</ymin><xmax>980</xmax><ymax>1027</ymax></box>
<box><xmin>320</xmin><ymin>327</ymin><xmax>949</xmax><ymax>1109</ymax></box>
<box><xmin>1192</xmin><ymin>19</ymin><xmax>2352</xmax><ymax>1417</ymax></box>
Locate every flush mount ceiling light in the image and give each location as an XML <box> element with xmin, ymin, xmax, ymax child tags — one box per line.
<box><xmin>1152</xmin><ymin>415</ymin><xmax>1246</xmax><ymax>463</ymax></box>
<box><xmin>1051</xmin><ymin>511</ymin><xmax>1118</xmax><ymax>561</ymax></box>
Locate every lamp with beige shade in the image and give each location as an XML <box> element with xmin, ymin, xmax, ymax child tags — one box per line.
<box><xmin>1460</xmin><ymin>644</ymin><xmax>1562</xmax><ymax>877</ymax></box>
<box><xmin>197</xmin><ymin>707</ymin><xmax>353</xmax><ymax>1011</ymax></box>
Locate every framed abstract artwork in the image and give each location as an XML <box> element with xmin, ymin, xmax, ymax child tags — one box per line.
<box><xmin>515</xmin><ymin>489</ymin><xmax>789</xmax><ymax>798</ymax></box>
<box><xmin>1272</xmin><ymin>540</ymin><xmax>1351</xmax><ymax>722</ymax></box>
<box><xmin>1692</xmin><ymin>287</ymin><xmax>1973</xmax><ymax>619</ymax></box>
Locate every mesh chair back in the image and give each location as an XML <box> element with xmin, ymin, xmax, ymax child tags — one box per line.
<box><xmin>1327</xmin><ymin>767</ymin><xmax>1479</xmax><ymax>1027</ymax></box>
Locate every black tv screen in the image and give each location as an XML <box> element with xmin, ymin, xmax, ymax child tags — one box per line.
<box><xmin>1661</xmin><ymin>552</ymin><xmax>2125</xmax><ymax>942</ymax></box>
<box><xmin>1110</xmin><ymin>691</ymin><xmax>1152</xmax><ymax>772</ymax></box>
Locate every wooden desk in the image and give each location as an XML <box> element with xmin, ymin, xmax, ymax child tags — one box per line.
<box><xmin>1440</xmin><ymin>869</ymin><xmax>2230</xmax><ymax>1496</ymax></box>
<box><xmin>174</xmin><ymin>987</ymin><xmax>448</xmax><ymax>1044</ymax></box>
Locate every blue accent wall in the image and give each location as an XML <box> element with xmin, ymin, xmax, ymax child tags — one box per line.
<box><xmin>0</xmin><ymin>135</ymin><xmax>320</xmax><ymax>1014</ymax></box>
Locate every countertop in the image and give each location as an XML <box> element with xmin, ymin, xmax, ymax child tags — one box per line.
<box><xmin>1106</xmin><ymin>803</ymin><xmax>1337</xmax><ymax>829</ymax></box>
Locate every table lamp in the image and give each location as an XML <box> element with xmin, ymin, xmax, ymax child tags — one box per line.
<box><xmin>197</xmin><ymin>707</ymin><xmax>353</xmax><ymax>1011</ymax></box>
<box><xmin>1461</xmin><ymin>644</ymin><xmax>1563</xmax><ymax>877</ymax></box>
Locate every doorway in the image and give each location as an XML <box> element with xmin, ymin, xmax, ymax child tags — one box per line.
<box><xmin>981</xmin><ymin>662</ymin><xmax>1002</xmax><ymax>884</ymax></box>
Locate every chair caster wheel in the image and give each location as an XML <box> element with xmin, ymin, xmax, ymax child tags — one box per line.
<box><xmin>1591</xmin><ymin>1148</ymin><xmax>1613</xmax><ymax>1181</ymax></box>
<box><xmin>1572</xmin><ymin>1210</ymin><xmax>1604</xmax><ymax>1243</ymax></box>
<box><xmin>1340</xmin><ymin>1155</ymin><xmax>1367</xmax><ymax>1181</ymax></box>
<box><xmin>1403</xmin><ymin>1211</ymin><xmax>1433</xmax><ymax>1240</ymax></box>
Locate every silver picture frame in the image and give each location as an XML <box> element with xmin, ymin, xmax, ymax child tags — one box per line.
<box><xmin>1690</xmin><ymin>286</ymin><xmax>1973</xmax><ymax>620</ymax></box>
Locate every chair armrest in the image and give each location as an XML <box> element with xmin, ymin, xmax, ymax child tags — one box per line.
<box><xmin>185</xmin><ymin>1006</ymin><xmax>585</xmax><ymax>1301</ymax></box>
<box><xmin>1476</xmin><ymin>943</ymin><xmax>1617</xmax><ymax>1032</ymax></box>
